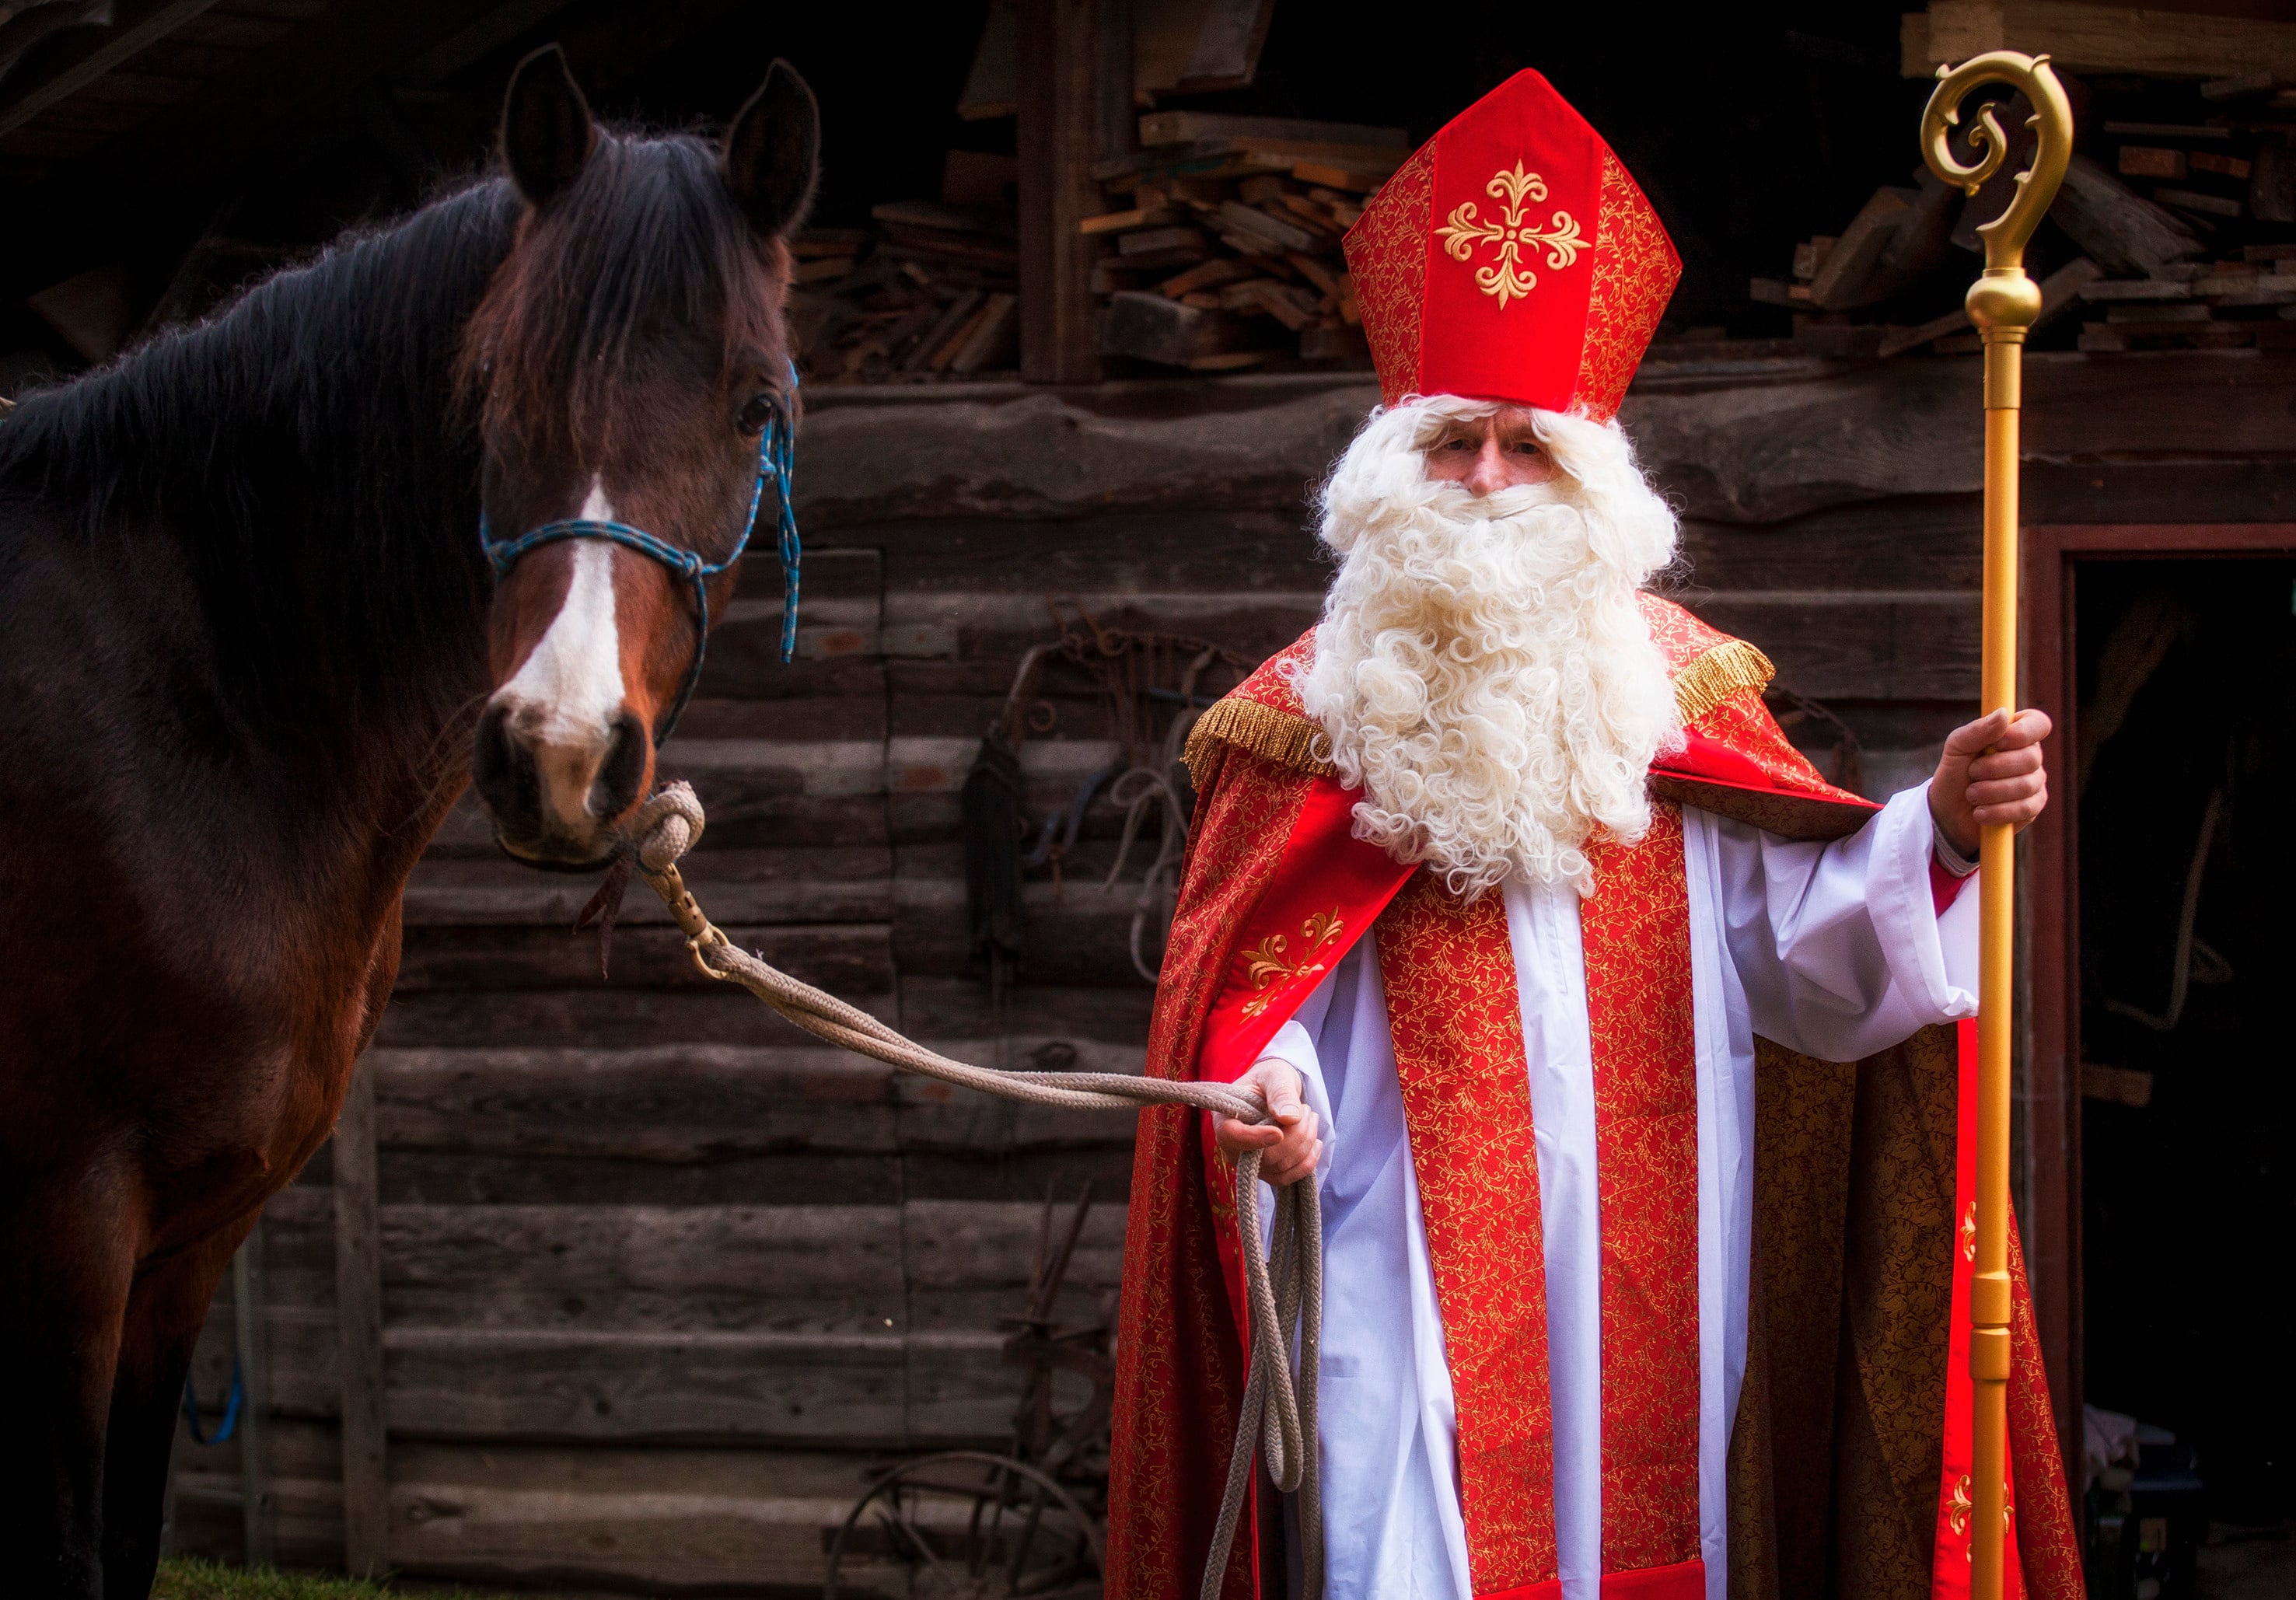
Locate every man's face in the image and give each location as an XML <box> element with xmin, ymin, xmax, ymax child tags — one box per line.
<box><xmin>1421</xmin><ymin>406</ymin><xmax>1557</xmax><ymax>495</ymax></box>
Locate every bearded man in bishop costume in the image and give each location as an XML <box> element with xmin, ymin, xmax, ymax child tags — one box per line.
<box><xmin>1104</xmin><ymin>72</ymin><xmax>2085</xmax><ymax>1600</ymax></box>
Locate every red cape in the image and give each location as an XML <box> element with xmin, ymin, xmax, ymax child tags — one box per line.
<box><xmin>1104</xmin><ymin>599</ymin><xmax>2081</xmax><ymax>1600</ymax></box>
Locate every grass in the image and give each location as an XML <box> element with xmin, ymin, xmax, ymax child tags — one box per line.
<box><xmin>153</xmin><ymin>1558</ymin><xmax>518</xmax><ymax>1600</ymax></box>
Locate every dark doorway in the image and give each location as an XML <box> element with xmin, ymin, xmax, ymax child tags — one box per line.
<box><xmin>2074</xmin><ymin>556</ymin><xmax>2296</xmax><ymax>1596</ymax></box>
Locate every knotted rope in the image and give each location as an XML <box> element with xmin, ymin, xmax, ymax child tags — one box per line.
<box><xmin>627</xmin><ymin>783</ymin><xmax>1321</xmax><ymax>1600</ymax></box>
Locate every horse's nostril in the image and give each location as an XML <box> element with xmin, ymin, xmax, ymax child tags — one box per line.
<box><xmin>472</xmin><ymin>703</ymin><xmax>540</xmax><ymax>832</ymax></box>
<box><xmin>590</xmin><ymin>710</ymin><xmax>649</xmax><ymax>820</ymax></box>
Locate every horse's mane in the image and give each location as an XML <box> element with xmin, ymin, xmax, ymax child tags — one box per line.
<box><xmin>0</xmin><ymin>178</ymin><xmax>520</xmax><ymax>757</ymax></box>
<box><xmin>0</xmin><ymin>129</ymin><xmax>774</xmax><ymax>762</ymax></box>
<box><xmin>0</xmin><ymin>177</ymin><xmax>518</xmax><ymax>542</ymax></box>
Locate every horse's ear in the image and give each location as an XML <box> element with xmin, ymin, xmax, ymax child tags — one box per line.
<box><xmin>722</xmin><ymin>60</ymin><xmax>820</xmax><ymax>239</ymax></box>
<box><xmin>501</xmin><ymin>44</ymin><xmax>595</xmax><ymax>208</ymax></box>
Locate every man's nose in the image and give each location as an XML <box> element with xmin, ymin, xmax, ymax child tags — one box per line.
<box><xmin>1463</xmin><ymin>438</ymin><xmax>1509</xmax><ymax>497</ymax></box>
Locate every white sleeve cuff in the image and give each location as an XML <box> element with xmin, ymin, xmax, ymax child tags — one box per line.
<box><xmin>1869</xmin><ymin>781</ymin><xmax>1980</xmax><ymax>1021</ymax></box>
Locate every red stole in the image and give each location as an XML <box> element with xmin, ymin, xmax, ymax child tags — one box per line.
<box><xmin>1371</xmin><ymin>805</ymin><xmax>1705</xmax><ymax>1600</ymax></box>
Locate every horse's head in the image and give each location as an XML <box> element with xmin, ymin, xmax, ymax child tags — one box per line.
<box><xmin>463</xmin><ymin>46</ymin><xmax>817</xmax><ymax>868</ymax></box>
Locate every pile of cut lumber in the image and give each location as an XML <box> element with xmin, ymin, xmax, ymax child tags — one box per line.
<box><xmin>1087</xmin><ymin>113</ymin><xmax>1397</xmax><ymax>372</ymax></box>
<box><xmin>1742</xmin><ymin>72</ymin><xmax>2296</xmax><ymax>361</ymax></box>
<box><xmin>788</xmin><ymin>154</ymin><xmax>1023</xmax><ymax>384</ymax></box>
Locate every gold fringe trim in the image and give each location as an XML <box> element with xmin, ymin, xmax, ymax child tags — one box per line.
<box><xmin>1186</xmin><ymin>638</ymin><xmax>1772</xmax><ymax>787</ymax></box>
<box><xmin>1184</xmin><ymin>697</ymin><xmax>1336</xmax><ymax>788</ymax></box>
<box><xmin>1672</xmin><ymin>638</ymin><xmax>1774</xmax><ymax>725</ymax></box>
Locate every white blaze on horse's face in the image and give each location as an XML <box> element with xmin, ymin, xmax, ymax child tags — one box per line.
<box><xmin>486</xmin><ymin>477</ymin><xmax>639</xmax><ymax>844</ymax></box>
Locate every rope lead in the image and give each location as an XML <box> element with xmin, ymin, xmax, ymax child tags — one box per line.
<box><xmin>627</xmin><ymin>782</ymin><xmax>1323</xmax><ymax>1598</ymax></box>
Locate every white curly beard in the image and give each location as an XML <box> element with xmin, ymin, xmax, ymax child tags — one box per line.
<box><xmin>1296</xmin><ymin>397</ymin><xmax>1685</xmax><ymax>900</ymax></box>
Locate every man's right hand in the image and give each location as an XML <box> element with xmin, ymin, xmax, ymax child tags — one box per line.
<box><xmin>1214</xmin><ymin>1057</ymin><xmax>1322</xmax><ymax>1186</ymax></box>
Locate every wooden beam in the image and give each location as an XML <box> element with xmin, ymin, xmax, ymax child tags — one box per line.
<box><xmin>232</xmin><ymin>1225</ymin><xmax>276</xmax><ymax>1566</ymax></box>
<box><xmin>1906</xmin><ymin>2</ymin><xmax>2296</xmax><ymax>81</ymax></box>
<box><xmin>333</xmin><ymin>1067</ymin><xmax>389</xmax><ymax>1578</ymax></box>
<box><xmin>1015</xmin><ymin>0</ymin><xmax>1099</xmax><ymax>383</ymax></box>
<box><xmin>0</xmin><ymin>0</ymin><xmax>223</xmax><ymax>141</ymax></box>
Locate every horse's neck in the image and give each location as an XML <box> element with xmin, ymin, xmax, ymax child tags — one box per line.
<box><xmin>20</xmin><ymin>183</ymin><xmax>520</xmax><ymax>887</ymax></box>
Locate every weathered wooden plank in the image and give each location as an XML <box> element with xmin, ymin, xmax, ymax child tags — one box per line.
<box><xmin>369</xmin><ymin>1046</ymin><xmax>902</xmax><ymax>1160</ymax></box>
<box><xmin>660</xmin><ymin>738</ymin><xmax>889</xmax><ymax>796</ymax></box>
<box><xmin>169</xmin><ymin>1470</ymin><xmax>344</xmax><ymax>1573</ymax></box>
<box><xmin>172</xmin><ymin>1442</ymin><xmax>911</xmax><ymax>1591</ymax></box>
<box><xmin>333</xmin><ymin>1070</ymin><xmax>388</xmax><ymax>1577</ymax></box>
<box><xmin>376</xmin><ymin>1203</ymin><xmax>906</xmax><ymax>1317</ymax></box>
<box><xmin>365</xmin><ymin>1043</ymin><xmax>1141</xmax><ymax>1163</ymax></box>
<box><xmin>893</xmin><ymin>873</ymin><xmax>1175</xmax><ymax>987</ymax></box>
<box><xmin>215</xmin><ymin>1197</ymin><xmax>1131</xmax><ymax>1325</ymax></box>
<box><xmin>883</xmin><ymin>735</ymin><xmax>1121</xmax><ymax>798</ymax></box>
<box><xmin>900</xmin><ymin>977</ymin><xmax>1155</xmax><ymax>1045</ymax></box>
<box><xmin>904</xmin><ymin>1199</ymin><xmax>1126</xmax><ymax>1333</ymax></box>
<box><xmin>387</xmin><ymin>1478</ymin><xmax>874</xmax><ymax>1591</ymax></box>
<box><xmin>795</xmin><ymin>377</ymin><xmax>1374</xmax><ymax>526</ymax></box>
<box><xmin>186</xmin><ymin>1329</ymin><xmax>1085</xmax><ymax>1462</ymax></box>
<box><xmin>402</xmin><ymin>848</ymin><xmax>893</xmax><ymax>928</ymax></box>
<box><xmin>669</xmin><ymin>694</ymin><xmax>888</xmax><ymax>742</ymax></box>
<box><xmin>373</xmin><ymin>1144</ymin><xmax>1135</xmax><ymax>1209</ymax></box>
<box><xmin>373</xmin><ymin>1150</ymin><xmax>897</xmax><ymax>1208</ymax></box>
<box><xmin>2027</xmin><ymin>457</ymin><xmax>2296</xmax><ymax>526</ymax></box>
<box><xmin>792</xmin><ymin>353</ymin><xmax>2296</xmax><ymax>528</ymax></box>
<box><xmin>373</xmin><ymin>989</ymin><xmax>896</xmax><ymax>1050</ymax></box>
<box><xmin>393</xmin><ymin>922</ymin><xmax>894</xmax><ymax>995</ymax></box>
<box><xmin>1674</xmin><ymin>498</ymin><xmax>1983</xmax><ymax>592</ymax></box>
<box><xmin>859</xmin><ymin>508</ymin><xmax>1326</xmax><ymax>594</ymax></box>
<box><xmin>734</xmin><ymin>546</ymin><xmax>877</xmax><ymax>601</ymax></box>
<box><xmin>665</xmin><ymin>648</ymin><xmax>888</xmax><ymax>706</ymax></box>
<box><xmin>1685</xmin><ymin>591</ymin><xmax>1982</xmax><ymax>702</ymax></box>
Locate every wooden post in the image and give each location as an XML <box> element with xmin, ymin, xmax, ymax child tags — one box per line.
<box><xmin>1016</xmin><ymin>0</ymin><xmax>1100</xmax><ymax>383</ymax></box>
<box><xmin>333</xmin><ymin>1067</ymin><xmax>389</xmax><ymax>1577</ymax></box>
<box><xmin>1096</xmin><ymin>0</ymin><xmax>1134</xmax><ymax>162</ymax></box>
<box><xmin>231</xmin><ymin>1226</ymin><xmax>275</xmax><ymax>1567</ymax></box>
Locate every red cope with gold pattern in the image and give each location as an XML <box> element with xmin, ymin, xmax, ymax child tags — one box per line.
<box><xmin>1342</xmin><ymin>69</ymin><xmax>1682</xmax><ymax>420</ymax></box>
<box><xmin>1102</xmin><ymin>597</ymin><xmax>2081</xmax><ymax>1600</ymax></box>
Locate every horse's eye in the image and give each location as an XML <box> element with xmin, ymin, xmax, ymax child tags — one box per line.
<box><xmin>738</xmin><ymin>393</ymin><xmax>777</xmax><ymax>435</ymax></box>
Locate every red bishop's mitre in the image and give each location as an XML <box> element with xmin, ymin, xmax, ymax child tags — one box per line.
<box><xmin>1343</xmin><ymin>69</ymin><xmax>1681</xmax><ymax>421</ymax></box>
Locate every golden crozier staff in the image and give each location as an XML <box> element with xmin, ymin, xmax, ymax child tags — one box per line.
<box><xmin>1919</xmin><ymin>51</ymin><xmax>2074</xmax><ymax>1600</ymax></box>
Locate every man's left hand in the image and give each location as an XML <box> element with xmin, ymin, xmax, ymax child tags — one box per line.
<box><xmin>1929</xmin><ymin>707</ymin><xmax>2053</xmax><ymax>859</ymax></box>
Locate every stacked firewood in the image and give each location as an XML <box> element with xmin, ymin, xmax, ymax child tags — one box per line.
<box><xmin>1086</xmin><ymin>113</ymin><xmax>1398</xmax><ymax>372</ymax></box>
<box><xmin>789</xmin><ymin>155</ymin><xmax>1024</xmax><ymax>384</ymax></box>
<box><xmin>1742</xmin><ymin>73</ymin><xmax>2296</xmax><ymax>360</ymax></box>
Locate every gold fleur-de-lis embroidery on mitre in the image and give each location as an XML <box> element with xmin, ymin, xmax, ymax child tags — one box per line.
<box><xmin>1433</xmin><ymin>161</ymin><xmax>1586</xmax><ymax>309</ymax></box>
<box><xmin>1961</xmin><ymin>1200</ymin><xmax>1978</xmax><ymax>1263</ymax></box>
<box><xmin>1239</xmin><ymin>910</ymin><xmax>1347</xmax><ymax>1018</ymax></box>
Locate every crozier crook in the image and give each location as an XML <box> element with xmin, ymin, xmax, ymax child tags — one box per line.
<box><xmin>1918</xmin><ymin>50</ymin><xmax>2074</xmax><ymax>1600</ymax></box>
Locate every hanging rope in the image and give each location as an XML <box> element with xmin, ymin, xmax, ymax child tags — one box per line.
<box><xmin>625</xmin><ymin>784</ymin><xmax>1322</xmax><ymax>1600</ymax></box>
<box><xmin>181</xmin><ymin>1358</ymin><xmax>245</xmax><ymax>1446</ymax></box>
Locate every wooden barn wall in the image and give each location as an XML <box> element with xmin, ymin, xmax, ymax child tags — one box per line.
<box><xmin>169</xmin><ymin>353</ymin><xmax>2296</xmax><ymax>1591</ymax></box>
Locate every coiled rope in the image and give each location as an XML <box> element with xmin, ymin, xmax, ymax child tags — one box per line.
<box><xmin>627</xmin><ymin>784</ymin><xmax>1320</xmax><ymax>1600</ymax></box>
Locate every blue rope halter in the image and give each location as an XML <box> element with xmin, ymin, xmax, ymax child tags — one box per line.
<box><xmin>477</xmin><ymin>361</ymin><xmax>802</xmax><ymax>746</ymax></box>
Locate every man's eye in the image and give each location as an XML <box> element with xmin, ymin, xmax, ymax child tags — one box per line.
<box><xmin>1512</xmin><ymin>442</ymin><xmax>1540</xmax><ymax>456</ymax></box>
<box><xmin>1444</xmin><ymin>438</ymin><xmax>1472</xmax><ymax>451</ymax></box>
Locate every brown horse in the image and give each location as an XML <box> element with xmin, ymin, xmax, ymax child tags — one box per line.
<box><xmin>0</xmin><ymin>46</ymin><xmax>816</xmax><ymax>1598</ymax></box>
